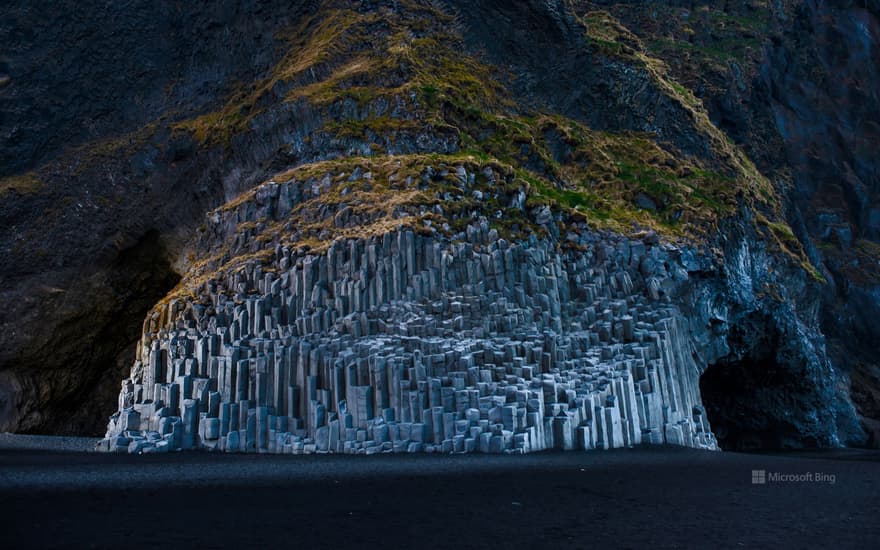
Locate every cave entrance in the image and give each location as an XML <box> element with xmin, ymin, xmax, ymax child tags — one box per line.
<box><xmin>24</xmin><ymin>229</ymin><xmax>181</xmax><ymax>436</ymax></box>
<box><xmin>699</xmin><ymin>351</ymin><xmax>813</xmax><ymax>451</ymax></box>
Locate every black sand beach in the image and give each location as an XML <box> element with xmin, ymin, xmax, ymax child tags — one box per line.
<box><xmin>0</xmin><ymin>437</ymin><xmax>878</xmax><ymax>549</ymax></box>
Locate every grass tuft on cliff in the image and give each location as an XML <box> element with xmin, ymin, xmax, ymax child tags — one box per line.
<box><xmin>170</xmin><ymin>1</ymin><xmax>786</xmax><ymax>243</ymax></box>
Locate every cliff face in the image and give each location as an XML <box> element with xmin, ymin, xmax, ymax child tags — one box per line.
<box><xmin>0</xmin><ymin>0</ymin><xmax>309</xmax><ymax>177</ymax></box>
<box><xmin>768</xmin><ymin>1</ymin><xmax>880</xmax><ymax>446</ymax></box>
<box><xmin>95</xmin><ymin>154</ymin><xmax>847</xmax><ymax>454</ymax></box>
<box><xmin>585</xmin><ymin>0</ymin><xmax>880</xmax><ymax>445</ymax></box>
<box><xmin>0</xmin><ymin>0</ymin><xmax>313</xmax><ymax>433</ymax></box>
<box><xmin>0</xmin><ymin>0</ymin><xmax>875</xmax><ymax>449</ymax></box>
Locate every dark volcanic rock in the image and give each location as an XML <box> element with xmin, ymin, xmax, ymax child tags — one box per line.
<box><xmin>0</xmin><ymin>0</ymin><xmax>312</xmax><ymax>433</ymax></box>
<box><xmin>766</xmin><ymin>1</ymin><xmax>880</xmax><ymax>446</ymax></box>
<box><xmin>0</xmin><ymin>0</ymin><xmax>308</xmax><ymax>176</ymax></box>
<box><xmin>574</xmin><ymin>0</ymin><xmax>878</xmax><ymax>444</ymax></box>
<box><xmin>0</xmin><ymin>0</ymin><xmax>876</xmax><ymax>450</ymax></box>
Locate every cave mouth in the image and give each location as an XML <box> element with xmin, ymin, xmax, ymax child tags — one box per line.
<box><xmin>699</xmin><ymin>352</ymin><xmax>814</xmax><ymax>452</ymax></box>
<box><xmin>22</xmin><ymin>229</ymin><xmax>181</xmax><ymax>436</ymax></box>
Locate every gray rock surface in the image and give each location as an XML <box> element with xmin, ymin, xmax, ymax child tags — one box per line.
<box><xmin>100</xmin><ymin>220</ymin><xmax>719</xmax><ymax>454</ymax></box>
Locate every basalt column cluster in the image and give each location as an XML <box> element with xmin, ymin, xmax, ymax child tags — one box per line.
<box><xmin>98</xmin><ymin>223</ymin><xmax>717</xmax><ymax>454</ymax></box>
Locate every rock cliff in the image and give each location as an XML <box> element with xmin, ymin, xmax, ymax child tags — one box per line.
<box><xmin>1</xmin><ymin>0</ymin><xmax>876</xmax><ymax>450</ymax></box>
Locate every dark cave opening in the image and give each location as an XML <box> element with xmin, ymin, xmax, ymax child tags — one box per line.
<box><xmin>23</xmin><ymin>229</ymin><xmax>180</xmax><ymax>436</ymax></box>
<box><xmin>74</xmin><ymin>230</ymin><xmax>181</xmax><ymax>436</ymax></box>
<box><xmin>699</xmin><ymin>351</ymin><xmax>816</xmax><ymax>451</ymax></box>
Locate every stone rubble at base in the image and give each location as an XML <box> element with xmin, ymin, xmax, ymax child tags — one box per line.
<box><xmin>97</xmin><ymin>222</ymin><xmax>717</xmax><ymax>455</ymax></box>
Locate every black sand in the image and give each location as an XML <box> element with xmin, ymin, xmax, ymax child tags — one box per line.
<box><xmin>0</xmin><ymin>438</ymin><xmax>877</xmax><ymax>549</ymax></box>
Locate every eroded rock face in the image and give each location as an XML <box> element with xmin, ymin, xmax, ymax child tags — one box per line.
<box><xmin>0</xmin><ymin>0</ymin><xmax>311</xmax><ymax>176</ymax></box>
<box><xmin>97</xmin><ymin>160</ymin><xmax>859</xmax><ymax>454</ymax></box>
<box><xmin>585</xmin><ymin>0</ymin><xmax>880</xmax><ymax>445</ymax></box>
<box><xmin>1</xmin><ymin>0</ymin><xmax>875</xmax><ymax>449</ymax></box>
<box><xmin>768</xmin><ymin>1</ymin><xmax>880</xmax><ymax>447</ymax></box>
<box><xmin>100</xmin><ymin>223</ymin><xmax>720</xmax><ymax>454</ymax></box>
<box><xmin>0</xmin><ymin>0</ymin><xmax>313</xmax><ymax>435</ymax></box>
<box><xmin>692</xmin><ymin>227</ymin><xmax>863</xmax><ymax>450</ymax></box>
